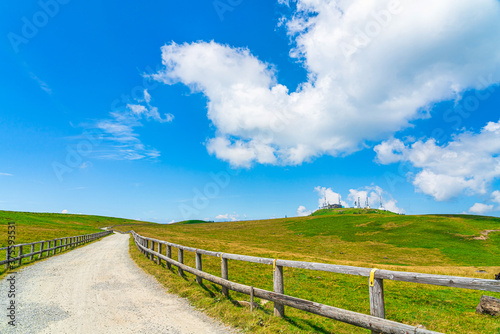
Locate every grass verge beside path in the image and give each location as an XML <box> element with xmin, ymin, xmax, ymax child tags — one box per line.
<box><xmin>127</xmin><ymin>213</ymin><xmax>500</xmax><ymax>334</ymax></box>
<box><xmin>0</xmin><ymin>210</ymin><xmax>149</xmax><ymax>278</ymax></box>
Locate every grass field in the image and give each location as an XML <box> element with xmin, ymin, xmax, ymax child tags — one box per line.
<box><xmin>0</xmin><ymin>210</ymin><xmax>150</xmax><ymax>277</ymax></box>
<box><xmin>1</xmin><ymin>209</ymin><xmax>499</xmax><ymax>333</ymax></box>
<box><xmin>126</xmin><ymin>210</ymin><xmax>500</xmax><ymax>334</ymax></box>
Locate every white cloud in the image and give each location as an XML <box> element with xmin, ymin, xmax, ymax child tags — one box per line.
<box><xmin>30</xmin><ymin>72</ymin><xmax>52</xmax><ymax>94</ymax></box>
<box><xmin>144</xmin><ymin>89</ymin><xmax>151</xmax><ymax>103</ymax></box>
<box><xmin>79</xmin><ymin>162</ymin><xmax>92</xmax><ymax>169</ymax></box>
<box><xmin>469</xmin><ymin>203</ymin><xmax>494</xmax><ymax>215</ymax></box>
<box><xmin>375</xmin><ymin>120</ymin><xmax>500</xmax><ymax>201</ymax></box>
<box><xmin>492</xmin><ymin>190</ymin><xmax>500</xmax><ymax>205</ymax></box>
<box><xmin>214</xmin><ymin>213</ymin><xmax>239</xmax><ymax>221</ymax></box>
<box><xmin>296</xmin><ymin>205</ymin><xmax>312</xmax><ymax>216</ymax></box>
<box><xmin>152</xmin><ymin>0</ymin><xmax>500</xmax><ymax>167</ymax></box>
<box><xmin>347</xmin><ymin>185</ymin><xmax>405</xmax><ymax>214</ymax></box>
<box><xmin>0</xmin><ymin>172</ymin><xmax>12</xmax><ymax>176</ymax></box>
<box><xmin>95</xmin><ymin>90</ymin><xmax>172</xmax><ymax>160</ymax></box>
<box><xmin>314</xmin><ymin>186</ymin><xmax>348</xmax><ymax>208</ymax></box>
<box><xmin>299</xmin><ymin>185</ymin><xmax>403</xmax><ymax>215</ymax></box>
<box><xmin>61</xmin><ymin>209</ymin><xmax>68</xmax><ymax>214</ymax></box>
<box><xmin>126</xmin><ymin>99</ymin><xmax>173</xmax><ymax>123</ymax></box>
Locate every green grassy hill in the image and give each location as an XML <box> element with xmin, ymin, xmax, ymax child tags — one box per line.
<box><xmin>0</xmin><ymin>210</ymin><xmax>151</xmax><ymax>276</ymax></box>
<box><xmin>311</xmin><ymin>207</ymin><xmax>399</xmax><ymax>216</ymax></box>
<box><xmin>126</xmin><ymin>212</ymin><xmax>500</xmax><ymax>334</ymax></box>
<box><xmin>0</xmin><ymin>210</ymin><xmax>150</xmax><ymax>245</ymax></box>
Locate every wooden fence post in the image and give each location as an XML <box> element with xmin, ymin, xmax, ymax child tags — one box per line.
<box><xmin>250</xmin><ymin>286</ymin><xmax>254</xmax><ymax>312</ymax></box>
<box><xmin>150</xmin><ymin>241</ymin><xmax>155</xmax><ymax>261</ymax></box>
<box><xmin>39</xmin><ymin>242</ymin><xmax>44</xmax><ymax>259</ymax></box>
<box><xmin>221</xmin><ymin>256</ymin><xmax>229</xmax><ymax>297</ymax></box>
<box><xmin>52</xmin><ymin>240</ymin><xmax>56</xmax><ymax>255</ymax></box>
<box><xmin>273</xmin><ymin>262</ymin><xmax>285</xmax><ymax>317</ymax></box>
<box><xmin>195</xmin><ymin>251</ymin><xmax>202</xmax><ymax>284</ymax></box>
<box><xmin>30</xmin><ymin>243</ymin><xmax>35</xmax><ymax>261</ymax></box>
<box><xmin>157</xmin><ymin>242</ymin><xmax>162</xmax><ymax>265</ymax></box>
<box><xmin>5</xmin><ymin>247</ymin><xmax>10</xmax><ymax>269</ymax></box>
<box><xmin>369</xmin><ymin>273</ymin><xmax>385</xmax><ymax>334</ymax></box>
<box><xmin>166</xmin><ymin>245</ymin><xmax>172</xmax><ymax>269</ymax></box>
<box><xmin>178</xmin><ymin>248</ymin><xmax>184</xmax><ymax>276</ymax></box>
<box><xmin>17</xmin><ymin>245</ymin><xmax>23</xmax><ymax>266</ymax></box>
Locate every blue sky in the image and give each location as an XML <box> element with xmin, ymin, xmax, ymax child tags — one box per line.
<box><xmin>1</xmin><ymin>0</ymin><xmax>500</xmax><ymax>223</ymax></box>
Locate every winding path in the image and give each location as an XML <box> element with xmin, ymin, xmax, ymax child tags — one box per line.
<box><xmin>0</xmin><ymin>233</ymin><xmax>235</xmax><ymax>334</ymax></box>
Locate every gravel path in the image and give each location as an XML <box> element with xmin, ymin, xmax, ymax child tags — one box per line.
<box><xmin>0</xmin><ymin>233</ymin><xmax>236</xmax><ymax>334</ymax></box>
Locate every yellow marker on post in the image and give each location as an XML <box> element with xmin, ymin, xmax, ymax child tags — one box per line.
<box><xmin>369</xmin><ymin>268</ymin><xmax>379</xmax><ymax>287</ymax></box>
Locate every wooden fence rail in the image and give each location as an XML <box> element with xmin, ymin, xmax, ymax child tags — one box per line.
<box><xmin>1</xmin><ymin>230</ymin><xmax>112</xmax><ymax>269</ymax></box>
<box><xmin>130</xmin><ymin>231</ymin><xmax>499</xmax><ymax>334</ymax></box>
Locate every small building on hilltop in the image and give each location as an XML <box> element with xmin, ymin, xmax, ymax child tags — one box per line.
<box><xmin>320</xmin><ymin>195</ymin><xmax>344</xmax><ymax>210</ymax></box>
<box><xmin>322</xmin><ymin>203</ymin><xmax>343</xmax><ymax>209</ymax></box>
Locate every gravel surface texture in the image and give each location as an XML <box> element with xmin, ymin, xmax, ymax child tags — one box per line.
<box><xmin>0</xmin><ymin>233</ymin><xmax>236</xmax><ymax>334</ymax></box>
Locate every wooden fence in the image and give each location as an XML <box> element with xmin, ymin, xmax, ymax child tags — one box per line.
<box><xmin>0</xmin><ymin>230</ymin><xmax>112</xmax><ymax>269</ymax></box>
<box><xmin>131</xmin><ymin>231</ymin><xmax>500</xmax><ymax>334</ymax></box>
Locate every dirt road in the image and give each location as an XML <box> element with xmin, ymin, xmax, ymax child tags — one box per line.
<box><xmin>0</xmin><ymin>233</ymin><xmax>235</xmax><ymax>334</ymax></box>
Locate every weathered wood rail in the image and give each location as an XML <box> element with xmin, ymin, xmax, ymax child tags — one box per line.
<box><xmin>1</xmin><ymin>230</ymin><xmax>112</xmax><ymax>269</ymax></box>
<box><xmin>131</xmin><ymin>231</ymin><xmax>499</xmax><ymax>334</ymax></box>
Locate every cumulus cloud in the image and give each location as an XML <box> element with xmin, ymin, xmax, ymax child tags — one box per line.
<box><xmin>296</xmin><ymin>205</ymin><xmax>312</xmax><ymax>216</ymax></box>
<box><xmin>215</xmin><ymin>213</ymin><xmax>239</xmax><ymax>221</ymax></box>
<box><xmin>152</xmin><ymin>0</ymin><xmax>500</xmax><ymax>167</ymax></box>
<box><xmin>375</xmin><ymin>120</ymin><xmax>500</xmax><ymax>201</ymax></box>
<box><xmin>61</xmin><ymin>209</ymin><xmax>68</xmax><ymax>214</ymax></box>
<box><xmin>126</xmin><ymin>89</ymin><xmax>173</xmax><ymax>123</ymax></box>
<box><xmin>468</xmin><ymin>203</ymin><xmax>494</xmax><ymax>215</ymax></box>
<box><xmin>95</xmin><ymin>90</ymin><xmax>173</xmax><ymax>160</ymax></box>
<box><xmin>298</xmin><ymin>185</ymin><xmax>403</xmax><ymax>215</ymax></box>
<box><xmin>492</xmin><ymin>190</ymin><xmax>500</xmax><ymax>205</ymax></box>
<box><xmin>347</xmin><ymin>185</ymin><xmax>405</xmax><ymax>214</ymax></box>
<box><xmin>314</xmin><ymin>186</ymin><xmax>348</xmax><ymax>208</ymax></box>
